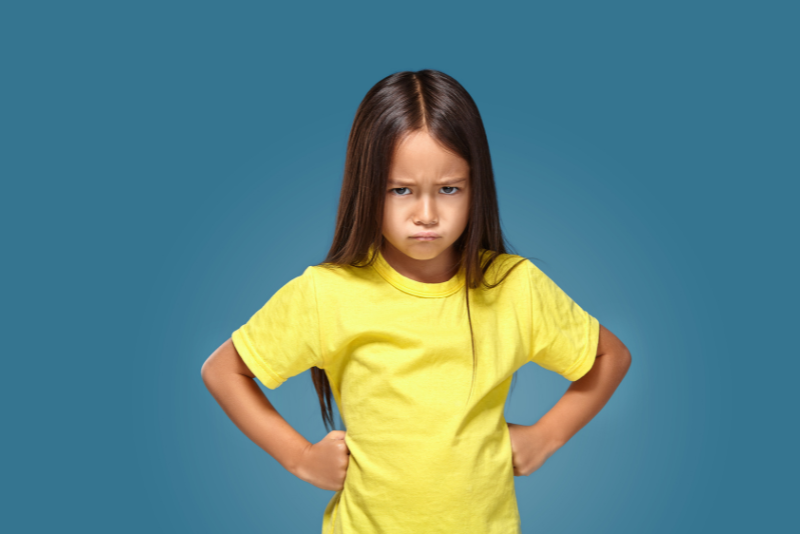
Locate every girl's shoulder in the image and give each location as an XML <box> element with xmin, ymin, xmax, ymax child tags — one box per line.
<box><xmin>305</xmin><ymin>260</ymin><xmax>379</xmax><ymax>293</ymax></box>
<box><xmin>479</xmin><ymin>249</ymin><xmax>532</xmax><ymax>283</ymax></box>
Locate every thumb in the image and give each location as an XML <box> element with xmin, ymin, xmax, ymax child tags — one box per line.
<box><xmin>327</xmin><ymin>430</ymin><xmax>347</xmax><ymax>440</ymax></box>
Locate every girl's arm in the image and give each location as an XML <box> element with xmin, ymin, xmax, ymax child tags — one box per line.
<box><xmin>201</xmin><ymin>338</ymin><xmax>350</xmax><ymax>490</ymax></box>
<box><xmin>537</xmin><ymin>324</ymin><xmax>631</xmax><ymax>448</ymax></box>
<box><xmin>508</xmin><ymin>324</ymin><xmax>631</xmax><ymax>476</ymax></box>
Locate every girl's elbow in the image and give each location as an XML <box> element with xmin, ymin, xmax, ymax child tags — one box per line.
<box><xmin>201</xmin><ymin>355</ymin><xmax>219</xmax><ymax>385</ymax></box>
<box><xmin>618</xmin><ymin>347</ymin><xmax>632</xmax><ymax>374</ymax></box>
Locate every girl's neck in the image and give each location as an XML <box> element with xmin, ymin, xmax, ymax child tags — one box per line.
<box><xmin>379</xmin><ymin>241</ymin><xmax>461</xmax><ymax>284</ymax></box>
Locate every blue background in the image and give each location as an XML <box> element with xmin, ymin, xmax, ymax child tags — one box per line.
<box><xmin>2</xmin><ymin>1</ymin><xmax>797</xmax><ymax>532</ymax></box>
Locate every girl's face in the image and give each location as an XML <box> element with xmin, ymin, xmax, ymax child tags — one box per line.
<box><xmin>382</xmin><ymin>129</ymin><xmax>471</xmax><ymax>262</ymax></box>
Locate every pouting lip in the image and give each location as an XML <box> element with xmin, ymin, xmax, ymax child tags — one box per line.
<box><xmin>411</xmin><ymin>232</ymin><xmax>441</xmax><ymax>238</ymax></box>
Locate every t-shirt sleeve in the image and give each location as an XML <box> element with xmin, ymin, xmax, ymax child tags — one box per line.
<box><xmin>231</xmin><ymin>266</ymin><xmax>324</xmax><ymax>389</ymax></box>
<box><xmin>525</xmin><ymin>260</ymin><xmax>600</xmax><ymax>381</ymax></box>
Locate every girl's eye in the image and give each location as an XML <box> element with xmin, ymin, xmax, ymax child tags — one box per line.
<box><xmin>388</xmin><ymin>187</ymin><xmax>460</xmax><ymax>196</ymax></box>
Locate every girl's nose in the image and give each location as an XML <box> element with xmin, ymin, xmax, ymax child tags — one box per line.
<box><xmin>414</xmin><ymin>197</ymin><xmax>438</xmax><ymax>225</ymax></box>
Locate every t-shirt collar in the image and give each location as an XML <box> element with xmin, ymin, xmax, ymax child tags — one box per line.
<box><xmin>369</xmin><ymin>244</ymin><xmax>466</xmax><ymax>298</ymax></box>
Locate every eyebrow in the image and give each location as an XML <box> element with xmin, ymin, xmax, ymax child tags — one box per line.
<box><xmin>387</xmin><ymin>177</ymin><xmax>468</xmax><ymax>186</ymax></box>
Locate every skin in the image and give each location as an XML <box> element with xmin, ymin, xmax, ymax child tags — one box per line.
<box><xmin>201</xmin><ymin>127</ymin><xmax>630</xmax><ymax>491</ymax></box>
<box><xmin>380</xmin><ymin>128</ymin><xmax>471</xmax><ymax>283</ymax></box>
<box><xmin>202</xmin><ymin>337</ymin><xmax>350</xmax><ymax>491</ymax></box>
<box><xmin>507</xmin><ymin>324</ymin><xmax>631</xmax><ymax>476</ymax></box>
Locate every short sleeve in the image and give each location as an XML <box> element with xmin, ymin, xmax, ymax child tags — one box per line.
<box><xmin>231</xmin><ymin>266</ymin><xmax>324</xmax><ymax>389</ymax></box>
<box><xmin>526</xmin><ymin>260</ymin><xmax>600</xmax><ymax>381</ymax></box>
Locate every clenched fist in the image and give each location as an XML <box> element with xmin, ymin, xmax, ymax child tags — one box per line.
<box><xmin>295</xmin><ymin>430</ymin><xmax>350</xmax><ymax>491</ymax></box>
<box><xmin>507</xmin><ymin>422</ymin><xmax>559</xmax><ymax>477</ymax></box>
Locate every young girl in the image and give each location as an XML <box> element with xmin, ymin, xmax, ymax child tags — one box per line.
<box><xmin>202</xmin><ymin>69</ymin><xmax>631</xmax><ymax>534</ymax></box>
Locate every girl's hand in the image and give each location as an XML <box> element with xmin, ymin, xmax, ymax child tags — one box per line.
<box><xmin>295</xmin><ymin>430</ymin><xmax>350</xmax><ymax>491</ymax></box>
<box><xmin>507</xmin><ymin>422</ymin><xmax>559</xmax><ymax>477</ymax></box>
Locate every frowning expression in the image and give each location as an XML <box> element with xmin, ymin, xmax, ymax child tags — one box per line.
<box><xmin>382</xmin><ymin>129</ymin><xmax>470</xmax><ymax>262</ymax></box>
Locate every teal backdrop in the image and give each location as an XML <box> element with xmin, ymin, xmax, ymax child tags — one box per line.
<box><xmin>2</xmin><ymin>1</ymin><xmax>796</xmax><ymax>532</ymax></box>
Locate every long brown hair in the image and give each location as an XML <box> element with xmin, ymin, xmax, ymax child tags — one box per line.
<box><xmin>311</xmin><ymin>69</ymin><xmax>534</xmax><ymax>432</ymax></box>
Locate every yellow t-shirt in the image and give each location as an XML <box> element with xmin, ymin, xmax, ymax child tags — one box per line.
<box><xmin>231</xmin><ymin>247</ymin><xmax>600</xmax><ymax>534</ymax></box>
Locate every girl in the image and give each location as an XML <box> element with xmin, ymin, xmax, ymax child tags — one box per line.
<box><xmin>202</xmin><ymin>69</ymin><xmax>631</xmax><ymax>534</ymax></box>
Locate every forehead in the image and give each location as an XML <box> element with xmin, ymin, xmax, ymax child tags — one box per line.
<box><xmin>389</xmin><ymin>130</ymin><xmax>470</xmax><ymax>181</ymax></box>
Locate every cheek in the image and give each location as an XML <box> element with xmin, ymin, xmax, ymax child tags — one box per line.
<box><xmin>457</xmin><ymin>199</ymin><xmax>470</xmax><ymax>224</ymax></box>
<box><xmin>381</xmin><ymin>204</ymin><xmax>398</xmax><ymax>233</ymax></box>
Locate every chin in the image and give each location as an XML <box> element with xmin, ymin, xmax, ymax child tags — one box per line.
<box><xmin>400</xmin><ymin>242</ymin><xmax>449</xmax><ymax>260</ymax></box>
